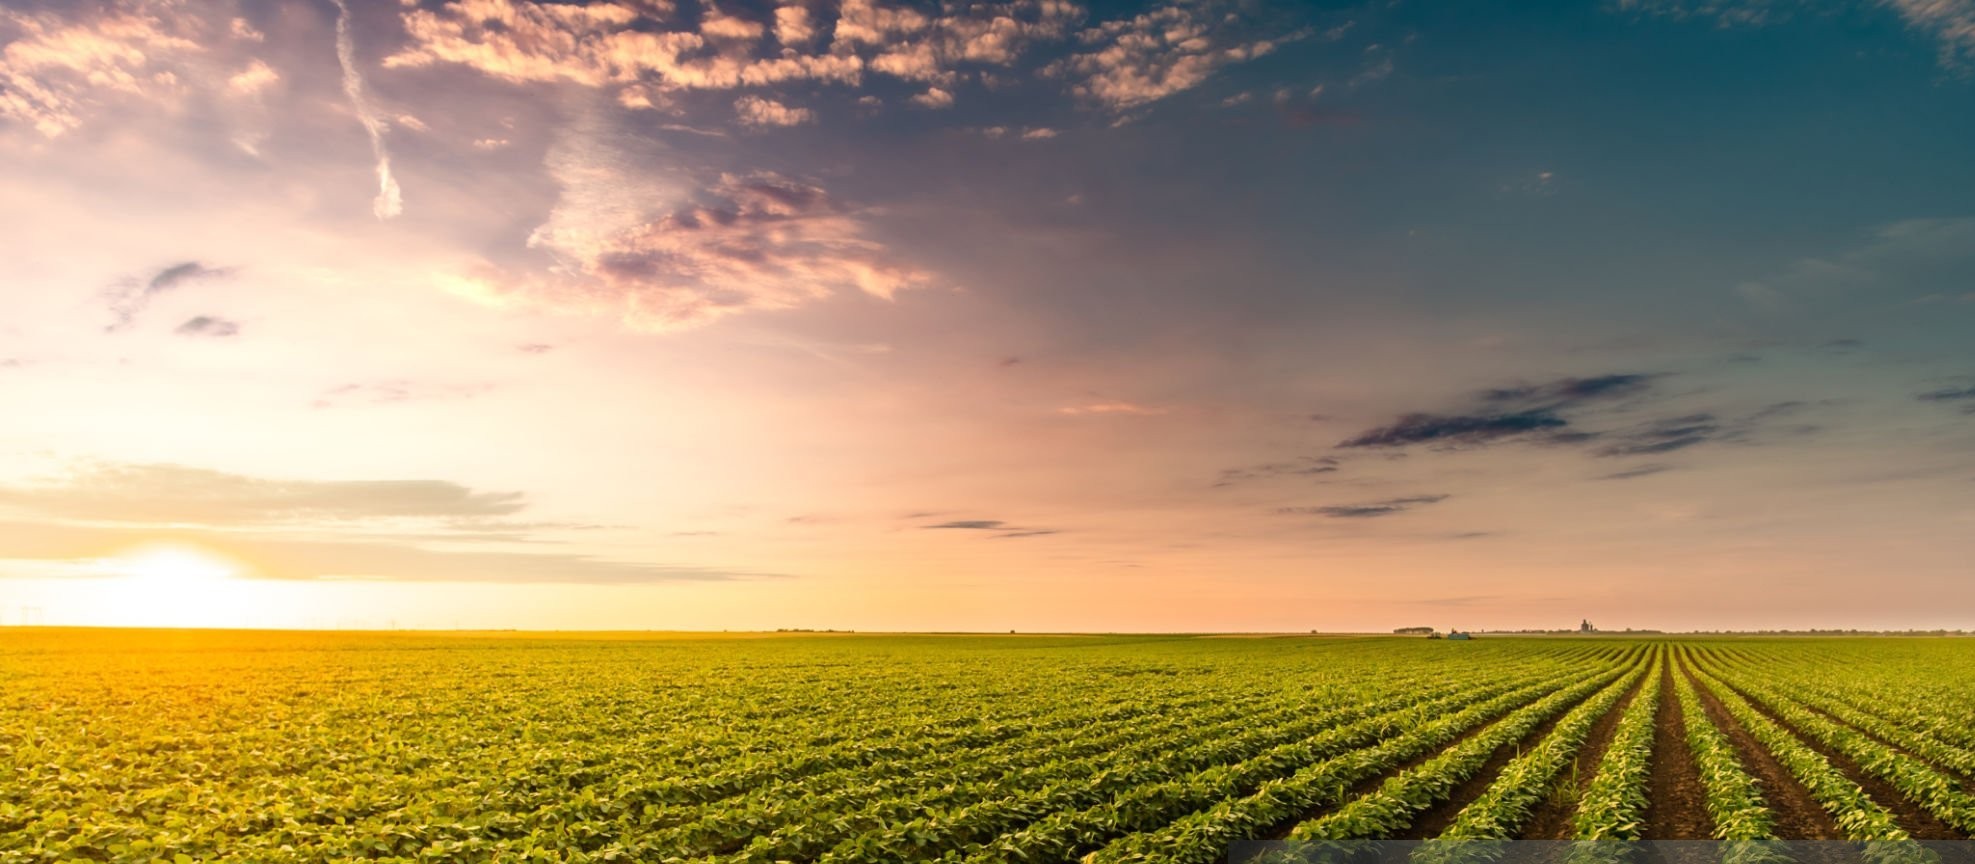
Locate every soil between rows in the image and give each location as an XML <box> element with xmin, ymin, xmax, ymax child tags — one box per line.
<box><xmin>1784</xmin><ymin>692</ymin><xmax>1975</xmax><ymax>788</ymax></box>
<box><xmin>1520</xmin><ymin>672</ymin><xmax>1647</xmax><ymax>839</ymax></box>
<box><xmin>1678</xmin><ymin>657</ymin><xmax>1843</xmax><ymax>840</ymax></box>
<box><xmin>1249</xmin><ymin>668</ymin><xmax>1623</xmax><ymax>842</ymax></box>
<box><xmin>1398</xmin><ymin>672</ymin><xmax>1626</xmax><ymax>839</ymax></box>
<box><xmin>1706</xmin><ymin>671</ymin><xmax>1967</xmax><ymax>840</ymax></box>
<box><xmin>1642</xmin><ymin>659</ymin><xmax>1712</xmax><ymax>841</ymax></box>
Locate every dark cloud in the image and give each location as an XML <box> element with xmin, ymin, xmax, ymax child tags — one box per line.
<box><xmin>175</xmin><ymin>315</ymin><xmax>240</xmax><ymax>338</ymax></box>
<box><xmin>1340</xmin><ymin>373</ymin><xmax>1657</xmax><ymax>449</ymax></box>
<box><xmin>923</xmin><ymin>518</ymin><xmax>1059</xmax><ymax>538</ymax></box>
<box><xmin>1280</xmin><ymin>494</ymin><xmax>1449</xmax><ymax>518</ymax></box>
<box><xmin>105</xmin><ymin>261</ymin><xmax>231</xmax><ymax>330</ymax></box>
<box><xmin>1338</xmin><ymin>411</ymin><xmax>1567</xmax><ymax>448</ymax></box>
<box><xmin>1594</xmin><ymin>403</ymin><xmax>1816</xmax><ymax>457</ymax></box>
<box><xmin>0</xmin><ymin>462</ymin><xmax>527</xmax><ymax>525</ymax></box>
<box><xmin>1917</xmin><ymin>385</ymin><xmax>1975</xmax><ymax>403</ymax></box>
<box><xmin>148</xmin><ymin>261</ymin><xmax>228</xmax><ymax>293</ymax></box>
<box><xmin>1594</xmin><ymin>413</ymin><xmax>1720</xmax><ymax>456</ymax></box>
<box><xmin>1600</xmin><ymin>463</ymin><xmax>1675</xmax><ymax>480</ymax></box>
<box><xmin>1213</xmin><ymin>456</ymin><xmax>1340</xmax><ymax>487</ymax></box>
<box><xmin>1480</xmin><ymin>373</ymin><xmax>1656</xmax><ymax>408</ymax></box>
<box><xmin>925</xmin><ymin>519</ymin><xmax>1006</xmax><ymax>530</ymax></box>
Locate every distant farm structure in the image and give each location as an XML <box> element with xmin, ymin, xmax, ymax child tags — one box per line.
<box><xmin>1393</xmin><ymin>626</ymin><xmax>1436</xmax><ymax>636</ymax></box>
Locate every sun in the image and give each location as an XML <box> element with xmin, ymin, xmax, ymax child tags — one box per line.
<box><xmin>86</xmin><ymin>542</ymin><xmax>262</xmax><ymax>628</ymax></box>
<box><xmin>105</xmin><ymin>543</ymin><xmax>241</xmax><ymax>583</ymax></box>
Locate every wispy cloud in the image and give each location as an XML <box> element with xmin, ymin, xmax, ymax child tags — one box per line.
<box><xmin>1600</xmin><ymin>463</ymin><xmax>1676</xmax><ymax>480</ymax></box>
<box><xmin>1214</xmin><ymin>456</ymin><xmax>1340</xmax><ymax>487</ymax></box>
<box><xmin>1339</xmin><ymin>373</ymin><xmax>1656</xmax><ymax>449</ymax></box>
<box><xmin>175</xmin><ymin>315</ymin><xmax>241</xmax><ymax>338</ymax></box>
<box><xmin>0</xmin><ymin>519</ymin><xmax>781</xmax><ymax>584</ymax></box>
<box><xmin>313</xmin><ymin>380</ymin><xmax>488</xmax><ymax>408</ymax></box>
<box><xmin>1917</xmin><ymin>383</ymin><xmax>1975</xmax><ymax>412</ymax></box>
<box><xmin>922</xmin><ymin>517</ymin><xmax>1059</xmax><ymax>538</ymax></box>
<box><xmin>1279</xmin><ymin>494</ymin><xmax>1450</xmax><ymax>518</ymax></box>
<box><xmin>0</xmin><ymin>462</ymin><xmax>526</xmax><ymax>525</ymax></box>
<box><xmin>331</xmin><ymin>0</ymin><xmax>403</xmax><ymax>219</ymax></box>
<box><xmin>105</xmin><ymin>262</ymin><xmax>231</xmax><ymax>330</ymax></box>
<box><xmin>925</xmin><ymin>519</ymin><xmax>1007</xmax><ymax>530</ymax></box>
<box><xmin>456</xmin><ymin>129</ymin><xmax>931</xmax><ymax>331</ymax></box>
<box><xmin>1059</xmin><ymin>401</ymin><xmax>1167</xmax><ymax>416</ymax></box>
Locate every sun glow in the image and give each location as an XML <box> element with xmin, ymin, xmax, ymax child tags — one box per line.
<box><xmin>86</xmin><ymin>543</ymin><xmax>264</xmax><ymax>628</ymax></box>
<box><xmin>104</xmin><ymin>544</ymin><xmax>241</xmax><ymax>583</ymax></box>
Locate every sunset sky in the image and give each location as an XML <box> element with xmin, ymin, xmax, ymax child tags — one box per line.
<box><xmin>2</xmin><ymin>0</ymin><xmax>1973</xmax><ymax>632</ymax></box>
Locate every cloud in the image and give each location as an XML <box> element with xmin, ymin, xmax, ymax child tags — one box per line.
<box><xmin>1214</xmin><ymin>456</ymin><xmax>1339</xmax><ymax>487</ymax></box>
<box><xmin>1480</xmin><ymin>374</ymin><xmax>1658</xmax><ymax>408</ymax></box>
<box><xmin>910</xmin><ymin>86</ymin><xmax>955</xmax><ymax>108</ymax></box>
<box><xmin>774</xmin><ymin>4</ymin><xmax>816</xmax><ymax>47</ymax></box>
<box><xmin>226</xmin><ymin>58</ymin><xmax>278</xmax><ymax>95</ymax></box>
<box><xmin>0</xmin><ymin>3</ymin><xmax>202</xmax><ymax>137</ymax></box>
<box><xmin>313</xmin><ymin>380</ymin><xmax>487</xmax><ymax>408</ymax></box>
<box><xmin>1021</xmin><ymin>126</ymin><xmax>1058</xmax><ymax>139</ymax></box>
<box><xmin>1918</xmin><ymin>383</ymin><xmax>1975</xmax><ymax>412</ymax></box>
<box><xmin>0</xmin><ymin>519</ymin><xmax>780</xmax><ymax>584</ymax></box>
<box><xmin>925</xmin><ymin>519</ymin><xmax>1006</xmax><ymax>529</ymax></box>
<box><xmin>0</xmin><ymin>462</ymin><xmax>527</xmax><ymax>525</ymax></box>
<box><xmin>1058</xmin><ymin>401</ymin><xmax>1166</xmax><ymax>416</ymax></box>
<box><xmin>1280</xmin><ymin>494</ymin><xmax>1450</xmax><ymax>518</ymax></box>
<box><xmin>467</xmin><ymin>137</ymin><xmax>931</xmax><ymax>331</ymax></box>
<box><xmin>1619</xmin><ymin>0</ymin><xmax>1975</xmax><ymax>67</ymax></box>
<box><xmin>1601</xmin><ymin>463</ymin><xmax>1676</xmax><ymax>480</ymax></box>
<box><xmin>922</xmin><ymin>517</ymin><xmax>1059</xmax><ymax>537</ymax></box>
<box><xmin>735</xmin><ymin>94</ymin><xmax>814</xmax><ymax>126</ymax></box>
<box><xmin>330</xmin><ymin>0</ymin><xmax>403</xmax><ymax>219</ymax></box>
<box><xmin>1052</xmin><ymin>3</ymin><xmax>1296</xmax><ymax>110</ymax></box>
<box><xmin>1340</xmin><ymin>373</ymin><xmax>1657</xmax><ymax>449</ymax></box>
<box><xmin>387</xmin><ymin>0</ymin><xmax>865</xmax><ymax>92</ymax></box>
<box><xmin>1594</xmin><ymin>414</ymin><xmax>1720</xmax><ymax>456</ymax></box>
<box><xmin>105</xmin><ymin>261</ymin><xmax>231</xmax><ymax>330</ymax></box>
<box><xmin>1917</xmin><ymin>384</ymin><xmax>1975</xmax><ymax>402</ymax></box>
<box><xmin>174</xmin><ymin>315</ymin><xmax>240</xmax><ymax>338</ymax></box>
<box><xmin>1339</xmin><ymin>411</ymin><xmax>1569</xmax><ymax>448</ymax></box>
<box><xmin>1880</xmin><ymin>0</ymin><xmax>1975</xmax><ymax>66</ymax></box>
<box><xmin>1594</xmin><ymin>402</ymin><xmax>1815</xmax><ymax>457</ymax></box>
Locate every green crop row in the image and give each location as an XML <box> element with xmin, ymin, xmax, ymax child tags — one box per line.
<box><xmin>1569</xmin><ymin>646</ymin><xmax>1664</xmax><ymax>845</ymax></box>
<box><xmin>1694</xmin><ymin>651</ymin><xmax>1975</xmax><ymax>836</ymax></box>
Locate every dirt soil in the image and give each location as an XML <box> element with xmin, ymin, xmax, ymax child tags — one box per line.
<box><xmin>1715</xmin><ymin>677</ymin><xmax>1966</xmax><ymax>840</ymax></box>
<box><xmin>1521</xmin><ymin>675</ymin><xmax>1646</xmax><ymax>838</ymax></box>
<box><xmin>1398</xmin><ymin>680</ymin><xmax>1614</xmax><ymax>839</ymax></box>
<box><xmin>1680</xmin><ymin>660</ymin><xmax>1843</xmax><ymax>840</ymax></box>
<box><xmin>1642</xmin><ymin>661</ymin><xmax>1712</xmax><ymax>840</ymax></box>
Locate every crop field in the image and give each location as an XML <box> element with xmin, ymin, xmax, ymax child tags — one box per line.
<box><xmin>3</xmin><ymin>631</ymin><xmax>1974</xmax><ymax>863</ymax></box>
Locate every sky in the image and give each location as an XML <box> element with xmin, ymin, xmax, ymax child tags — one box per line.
<box><xmin>1</xmin><ymin>0</ymin><xmax>1973</xmax><ymax>633</ymax></box>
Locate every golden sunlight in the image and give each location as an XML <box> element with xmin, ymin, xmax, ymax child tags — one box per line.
<box><xmin>85</xmin><ymin>542</ymin><xmax>262</xmax><ymax>628</ymax></box>
<box><xmin>103</xmin><ymin>543</ymin><xmax>242</xmax><ymax>584</ymax></box>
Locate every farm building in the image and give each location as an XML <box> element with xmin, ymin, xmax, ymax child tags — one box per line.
<box><xmin>1446</xmin><ymin>631</ymin><xmax>1473</xmax><ymax>641</ymax></box>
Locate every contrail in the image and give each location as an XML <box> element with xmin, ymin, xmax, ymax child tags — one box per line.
<box><xmin>331</xmin><ymin>0</ymin><xmax>403</xmax><ymax>219</ymax></box>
